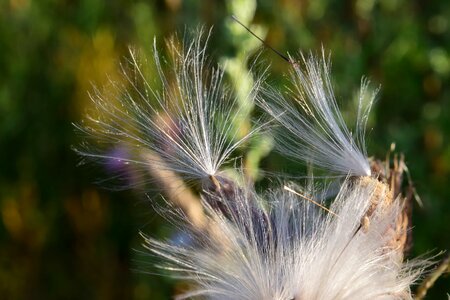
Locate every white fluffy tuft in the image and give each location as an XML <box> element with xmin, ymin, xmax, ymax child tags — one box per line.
<box><xmin>143</xmin><ymin>178</ymin><xmax>425</xmax><ymax>299</ymax></box>
<box><xmin>75</xmin><ymin>30</ymin><xmax>262</xmax><ymax>183</ymax></box>
<box><xmin>258</xmin><ymin>51</ymin><xmax>375</xmax><ymax>177</ymax></box>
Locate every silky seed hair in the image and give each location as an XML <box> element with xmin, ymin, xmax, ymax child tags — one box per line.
<box><xmin>143</xmin><ymin>178</ymin><xmax>426</xmax><ymax>300</ymax></box>
<box><xmin>74</xmin><ymin>29</ymin><xmax>263</xmax><ymax>188</ymax></box>
<box><xmin>258</xmin><ymin>50</ymin><xmax>375</xmax><ymax>177</ymax></box>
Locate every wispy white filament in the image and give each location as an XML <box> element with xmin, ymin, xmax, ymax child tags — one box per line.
<box><xmin>258</xmin><ymin>51</ymin><xmax>375</xmax><ymax>177</ymax></box>
<box><xmin>143</xmin><ymin>179</ymin><xmax>424</xmax><ymax>300</ymax></box>
<box><xmin>75</xmin><ymin>30</ymin><xmax>262</xmax><ymax>182</ymax></box>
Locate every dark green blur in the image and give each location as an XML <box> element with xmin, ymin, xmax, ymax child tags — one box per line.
<box><xmin>0</xmin><ymin>0</ymin><xmax>448</xmax><ymax>299</ymax></box>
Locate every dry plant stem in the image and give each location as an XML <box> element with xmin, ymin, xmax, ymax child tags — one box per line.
<box><xmin>284</xmin><ymin>186</ymin><xmax>339</xmax><ymax>217</ymax></box>
<box><xmin>415</xmin><ymin>254</ymin><xmax>450</xmax><ymax>300</ymax></box>
<box><xmin>142</xmin><ymin>151</ymin><xmax>232</xmax><ymax>250</ymax></box>
<box><xmin>141</xmin><ymin>151</ymin><xmax>206</xmax><ymax>230</ymax></box>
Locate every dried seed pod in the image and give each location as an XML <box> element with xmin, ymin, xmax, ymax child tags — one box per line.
<box><xmin>368</xmin><ymin>154</ymin><xmax>414</xmax><ymax>256</ymax></box>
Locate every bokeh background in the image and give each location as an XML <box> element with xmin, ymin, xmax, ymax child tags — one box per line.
<box><xmin>1</xmin><ymin>0</ymin><xmax>449</xmax><ymax>299</ymax></box>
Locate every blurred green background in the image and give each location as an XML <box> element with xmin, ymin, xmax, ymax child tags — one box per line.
<box><xmin>0</xmin><ymin>0</ymin><xmax>449</xmax><ymax>299</ymax></box>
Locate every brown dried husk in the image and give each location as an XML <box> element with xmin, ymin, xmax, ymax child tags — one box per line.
<box><xmin>358</xmin><ymin>153</ymin><xmax>414</xmax><ymax>259</ymax></box>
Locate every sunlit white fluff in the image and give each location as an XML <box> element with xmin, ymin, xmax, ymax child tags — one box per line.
<box><xmin>75</xmin><ymin>30</ymin><xmax>262</xmax><ymax>182</ymax></box>
<box><xmin>258</xmin><ymin>51</ymin><xmax>375</xmax><ymax>177</ymax></box>
<box><xmin>143</xmin><ymin>178</ymin><xmax>424</xmax><ymax>300</ymax></box>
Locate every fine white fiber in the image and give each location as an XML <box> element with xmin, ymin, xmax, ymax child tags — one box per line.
<box><xmin>143</xmin><ymin>178</ymin><xmax>425</xmax><ymax>300</ymax></box>
<box><xmin>74</xmin><ymin>29</ymin><xmax>263</xmax><ymax>184</ymax></box>
<box><xmin>258</xmin><ymin>51</ymin><xmax>376</xmax><ymax>177</ymax></box>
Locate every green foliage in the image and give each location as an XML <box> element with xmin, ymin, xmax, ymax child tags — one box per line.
<box><xmin>0</xmin><ymin>0</ymin><xmax>448</xmax><ymax>299</ymax></box>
